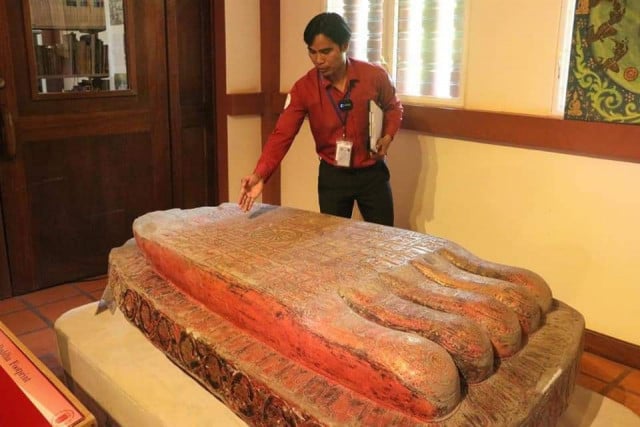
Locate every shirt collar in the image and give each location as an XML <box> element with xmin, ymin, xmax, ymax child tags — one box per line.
<box><xmin>319</xmin><ymin>57</ymin><xmax>360</xmax><ymax>89</ymax></box>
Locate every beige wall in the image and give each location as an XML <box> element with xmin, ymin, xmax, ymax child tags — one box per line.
<box><xmin>225</xmin><ymin>0</ymin><xmax>640</xmax><ymax>345</ymax></box>
<box><xmin>225</xmin><ymin>0</ymin><xmax>262</xmax><ymax>200</ymax></box>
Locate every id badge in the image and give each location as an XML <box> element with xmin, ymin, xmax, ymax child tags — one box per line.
<box><xmin>335</xmin><ymin>139</ymin><xmax>353</xmax><ymax>167</ymax></box>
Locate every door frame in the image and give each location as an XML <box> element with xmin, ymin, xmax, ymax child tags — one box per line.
<box><xmin>0</xmin><ymin>2</ymin><xmax>17</xmax><ymax>298</ymax></box>
<box><xmin>212</xmin><ymin>0</ymin><xmax>228</xmax><ymax>203</ymax></box>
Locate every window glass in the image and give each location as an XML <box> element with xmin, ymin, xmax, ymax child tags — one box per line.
<box><xmin>29</xmin><ymin>0</ymin><xmax>128</xmax><ymax>94</ymax></box>
<box><xmin>327</xmin><ymin>0</ymin><xmax>467</xmax><ymax>103</ymax></box>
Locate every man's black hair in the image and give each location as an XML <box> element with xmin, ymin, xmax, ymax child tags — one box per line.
<box><xmin>303</xmin><ymin>12</ymin><xmax>352</xmax><ymax>46</ymax></box>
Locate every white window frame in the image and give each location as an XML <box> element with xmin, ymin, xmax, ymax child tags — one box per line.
<box><xmin>326</xmin><ymin>0</ymin><xmax>470</xmax><ymax>108</ymax></box>
<box><xmin>552</xmin><ymin>0</ymin><xmax>577</xmax><ymax>117</ymax></box>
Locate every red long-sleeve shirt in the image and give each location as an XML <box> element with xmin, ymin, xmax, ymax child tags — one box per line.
<box><xmin>254</xmin><ymin>58</ymin><xmax>403</xmax><ymax>182</ymax></box>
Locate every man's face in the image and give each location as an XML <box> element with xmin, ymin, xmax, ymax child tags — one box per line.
<box><xmin>307</xmin><ymin>34</ymin><xmax>347</xmax><ymax>81</ymax></box>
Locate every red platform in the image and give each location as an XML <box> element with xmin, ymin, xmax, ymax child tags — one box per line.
<box><xmin>0</xmin><ymin>322</ymin><xmax>95</xmax><ymax>427</ymax></box>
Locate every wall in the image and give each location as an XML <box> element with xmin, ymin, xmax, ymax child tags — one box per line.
<box><xmin>225</xmin><ymin>0</ymin><xmax>640</xmax><ymax>345</ymax></box>
<box><xmin>225</xmin><ymin>0</ymin><xmax>262</xmax><ymax>200</ymax></box>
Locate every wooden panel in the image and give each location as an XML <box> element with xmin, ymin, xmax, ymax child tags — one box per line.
<box><xmin>260</xmin><ymin>0</ymin><xmax>280</xmax><ymax>205</ymax></box>
<box><xmin>180</xmin><ymin>105</ymin><xmax>209</xmax><ymax>128</ymax></box>
<box><xmin>212</xmin><ymin>0</ymin><xmax>228</xmax><ymax>203</ymax></box>
<box><xmin>17</xmin><ymin>111</ymin><xmax>151</xmax><ymax>141</ymax></box>
<box><xmin>0</xmin><ymin>2</ymin><xmax>15</xmax><ymax>299</ymax></box>
<box><xmin>228</xmin><ymin>94</ymin><xmax>640</xmax><ymax>170</ymax></box>
<box><xmin>402</xmin><ymin>105</ymin><xmax>640</xmax><ymax>164</ymax></box>
<box><xmin>0</xmin><ymin>203</ymin><xmax>11</xmax><ymax>299</ymax></box>
<box><xmin>25</xmin><ymin>132</ymin><xmax>159</xmax><ymax>286</ymax></box>
<box><xmin>176</xmin><ymin>2</ymin><xmax>207</xmax><ymax>106</ymax></box>
<box><xmin>585</xmin><ymin>329</ymin><xmax>640</xmax><ymax>371</ymax></box>
<box><xmin>181</xmin><ymin>126</ymin><xmax>208</xmax><ymax>208</ymax></box>
<box><xmin>228</xmin><ymin>93</ymin><xmax>263</xmax><ymax>116</ymax></box>
<box><xmin>167</xmin><ymin>0</ymin><xmax>215</xmax><ymax>208</ymax></box>
<box><xmin>226</xmin><ymin>93</ymin><xmax>288</xmax><ymax>117</ymax></box>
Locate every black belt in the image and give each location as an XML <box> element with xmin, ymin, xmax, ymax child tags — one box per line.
<box><xmin>320</xmin><ymin>159</ymin><xmax>381</xmax><ymax>171</ymax></box>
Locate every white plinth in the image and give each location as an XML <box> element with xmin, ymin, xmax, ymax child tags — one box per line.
<box><xmin>55</xmin><ymin>302</ymin><xmax>246</xmax><ymax>427</ymax></box>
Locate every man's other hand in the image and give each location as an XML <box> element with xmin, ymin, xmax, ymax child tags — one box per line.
<box><xmin>371</xmin><ymin>134</ymin><xmax>393</xmax><ymax>160</ymax></box>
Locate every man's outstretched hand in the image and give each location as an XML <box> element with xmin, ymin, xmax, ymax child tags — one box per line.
<box><xmin>238</xmin><ymin>173</ymin><xmax>264</xmax><ymax>212</ymax></box>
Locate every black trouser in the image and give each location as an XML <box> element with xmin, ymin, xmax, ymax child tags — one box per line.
<box><xmin>318</xmin><ymin>160</ymin><xmax>394</xmax><ymax>226</ymax></box>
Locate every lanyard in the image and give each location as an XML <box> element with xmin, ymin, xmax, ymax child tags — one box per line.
<box><xmin>325</xmin><ymin>83</ymin><xmax>352</xmax><ymax>137</ymax></box>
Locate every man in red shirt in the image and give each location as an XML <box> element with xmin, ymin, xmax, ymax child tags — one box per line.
<box><xmin>239</xmin><ymin>12</ymin><xmax>403</xmax><ymax>226</ymax></box>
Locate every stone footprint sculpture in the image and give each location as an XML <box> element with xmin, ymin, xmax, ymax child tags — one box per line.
<box><xmin>132</xmin><ymin>203</ymin><xmax>552</xmax><ymax>421</ymax></box>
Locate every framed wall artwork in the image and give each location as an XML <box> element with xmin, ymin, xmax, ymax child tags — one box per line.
<box><xmin>565</xmin><ymin>0</ymin><xmax>639</xmax><ymax>124</ymax></box>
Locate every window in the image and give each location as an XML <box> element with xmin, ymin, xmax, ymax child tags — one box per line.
<box><xmin>28</xmin><ymin>0</ymin><xmax>129</xmax><ymax>94</ymax></box>
<box><xmin>327</xmin><ymin>0</ymin><xmax>467</xmax><ymax>105</ymax></box>
<box><xmin>553</xmin><ymin>0</ymin><xmax>576</xmax><ymax>116</ymax></box>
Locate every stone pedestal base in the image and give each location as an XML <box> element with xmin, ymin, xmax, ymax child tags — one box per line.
<box><xmin>107</xmin><ymin>238</ymin><xmax>584</xmax><ymax>426</ymax></box>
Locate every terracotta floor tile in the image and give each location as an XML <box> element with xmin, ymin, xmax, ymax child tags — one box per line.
<box><xmin>0</xmin><ymin>309</ymin><xmax>48</xmax><ymax>335</ymax></box>
<box><xmin>620</xmin><ymin>370</ymin><xmax>640</xmax><ymax>396</ymax></box>
<box><xmin>36</xmin><ymin>295</ymin><xmax>94</xmax><ymax>324</ymax></box>
<box><xmin>0</xmin><ymin>297</ymin><xmax>27</xmax><ymax>315</ymax></box>
<box><xmin>73</xmin><ymin>277</ymin><xmax>108</xmax><ymax>294</ymax></box>
<box><xmin>576</xmin><ymin>372</ymin><xmax>608</xmax><ymax>393</ymax></box>
<box><xmin>18</xmin><ymin>327</ymin><xmax>59</xmax><ymax>359</ymax></box>
<box><xmin>579</xmin><ymin>351</ymin><xmax>629</xmax><ymax>383</ymax></box>
<box><xmin>20</xmin><ymin>284</ymin><xmax>81</xmax><ymax>307</ymax></box>
<box><xmin>606</xmin><ymin>387</ymin><xmax>640</xmax><ymax>417</ymax></box>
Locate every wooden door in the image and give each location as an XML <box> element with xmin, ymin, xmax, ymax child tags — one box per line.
<box><xmin>166</xmin><ymin>0</ymin><xmax>217</xmax><ymax>209</ymax></box>
<box><xmin>0</xmin><ymin>0</ymin><xmax>173</xmax><ymax>296</ymax></box>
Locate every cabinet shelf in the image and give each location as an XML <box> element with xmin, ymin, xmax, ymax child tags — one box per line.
<box><xmin>37</xmin><ymin>73</ymin><xmax>108</xmax><ymax>79</ymax></box>
<box><xmin>33</xmin><ymin>31</ymin><xmax>109</xmax><ymax>80</ymax></box>
<box><xmin>30</xmin><ymin>1</ymin><xmax>106</xmax><ymax>31</ymax></box>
